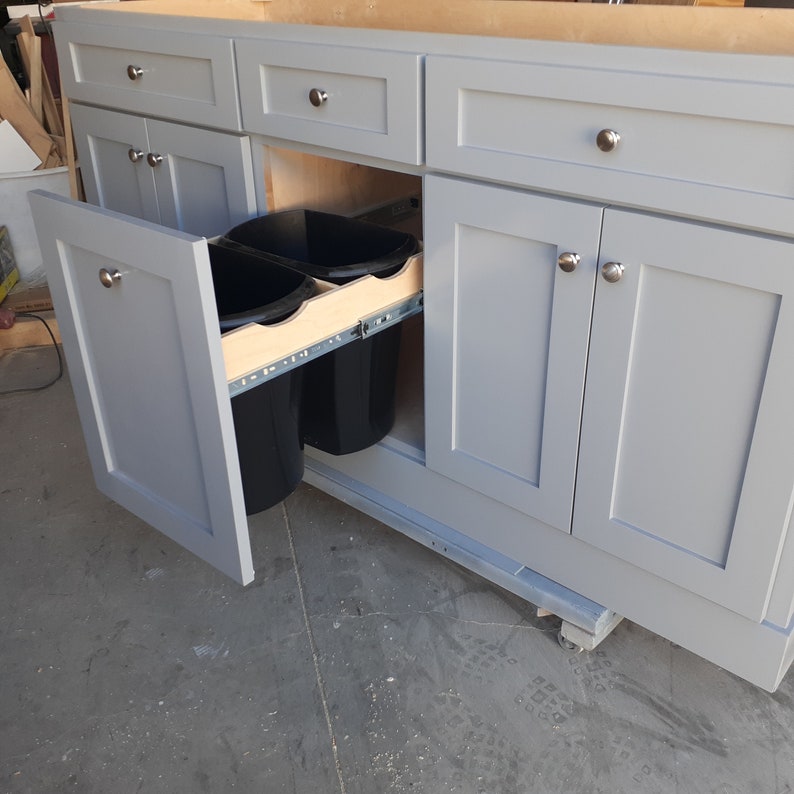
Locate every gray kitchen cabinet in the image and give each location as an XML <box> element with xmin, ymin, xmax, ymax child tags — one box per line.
<box><xmin>55</xmin><ymin>20</ymin><xmax>242</xmax><ymax>129</ymax></box>
<box><xmin>423</xmin><ymin>175</ymin><xmax>603</xmax><ymax>532</ymax></box>
<box><xmin>235</xmin><ymin>38</ymin><xmax>423</xmax><ymax>165</ymax></box>
<box><xmin>29</xmin><ymin>191</ymin><xmax>255</xmax><ymax>585</ymax></box>
<box><xmin>576</xmin><ymin>209</ymin><xmax>794</xmax><ymax>622</ymax></box>
<box><xmin>46</xmin><ymin>2</ymin><xmax>794</xmax><ymax>691</ymax></box>
<box><xmin>425</xmin><ymin>176</ymin><xmax>794</xmax><ymax>625</ymax></box>
<box><xmin>28</xmin><ymin>189</ymin><xmax>423</xmax><ymax>586</ymax></box>
<box><xmin>70</xmin><ymin>103</ymin><xmax>258</xmax><ymax>238</ymax></box>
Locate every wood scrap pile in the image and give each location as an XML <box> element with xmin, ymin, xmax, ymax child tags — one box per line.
<box><xmin>0</xmin><ymin>15</ymin><xmax>74</xmax><ymax>175</ymax></box>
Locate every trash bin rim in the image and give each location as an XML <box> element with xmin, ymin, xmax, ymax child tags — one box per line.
<box><xmin>218</xmin><ymin>208</ymin><xmax>420</xmax><ymax>284</ymax></box>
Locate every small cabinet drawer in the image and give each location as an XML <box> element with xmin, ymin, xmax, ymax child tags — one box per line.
<box><xmin>426</xmin><ymin>54</ymin><xmax>794</xmax><ymax>225</ymax></box>
<box><xmin>236</xmin><ymin>39</ymin><xmax>422</xmax><ymax>164</ymax></box>
<box><xmin>55</xmin><ymin>22</ymin><xmax>241</xmax><ymax>129</ymax></box>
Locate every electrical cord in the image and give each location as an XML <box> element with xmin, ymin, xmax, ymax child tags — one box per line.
<box><xmin>0</xmin><ymin>311</ymin><xmax>64</xmax><ymax>395</ymax></box>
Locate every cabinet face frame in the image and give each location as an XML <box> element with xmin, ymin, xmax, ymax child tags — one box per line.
<box><xmin>574</xmin><ymin>208</ymin><xmax>794</xmax><ymax>622</ymax></box>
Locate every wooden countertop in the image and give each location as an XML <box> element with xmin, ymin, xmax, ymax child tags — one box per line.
<box><xmin>90</xmin><ymin>0</ymin><xmax>794</xmax><ymax>55</ymax></box>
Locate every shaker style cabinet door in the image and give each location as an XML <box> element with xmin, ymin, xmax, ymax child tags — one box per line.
<box><xmin>145</xmin><ymin>118</ymin><xmax>257</xmax><ymax>238</ymax></box>
<box><xmin>70</xmin><ymin>102</ymin><xmax>159</xmax><ymax>224</ymax></box>
<box><xmin>70</xmin><ymin>104</ymin><xmax>257</xmax><ymax>239</ymax></box>
<box><xmin>574</xmin><ymin>209</ymin><xmax>794</xmax><ymax>621</ymax></box>
<box><xmin>423</xmin><ymin>175</ymin><xmax>603</xmax><ymax>532</ymax></box>
<box><xmin>29</xmin><ymin>191</ymin><xmax>255</xmax><ymax>585</ymax></box>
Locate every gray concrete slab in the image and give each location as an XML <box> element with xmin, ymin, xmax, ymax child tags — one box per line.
<box><xmin>2</xmin><ymin>347</ymin><xmax>794</xmax><ymax>793</ymax></box>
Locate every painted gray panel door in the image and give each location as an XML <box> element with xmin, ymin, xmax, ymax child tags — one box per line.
<box><xmin>29</xmin><ymin>191</ymin><xmax>255</xmax><ymax>585</ymax></box>
<box><xmin>69</xmin><ymin>103</ymin><xmax>159</xmax><ymax>224</ymax></box>
<box><xmin>424</xmin><ymin>175</ymin><xmax>603</xmax><ymax>532</ymax></box>
<box><xmin>147</xmin><ymin>119</ymin><xmax>257</xmax><ymax>238</ymax></box>
<box><xmin>575</xmin><ymin>209</ymin><xmax>794</xmax><ymax>621</ymax></box>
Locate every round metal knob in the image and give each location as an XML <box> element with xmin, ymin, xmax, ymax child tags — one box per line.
<box><xmin>128</xmin><ymin>148</ymin><xmax>143</xmax><ymax>163</ymax></box>
<box><xmin>601</xmin><ymin>262</ymin><xmax>625</xmax><ymax>283</ymax></box>
<box><xmin>596</xmin><ymin>129</ymin><xmax>621</xmax><ymax>153</ymax></box>
<box><xmin>127</xmin><ymin>65</ymin><xmax>144</xmax><ymax>81</ymax></box>
<box><xmin>308</xmin><ymin>88</ymin><xmax>328</xmax><ymax>107</ymax></box>
<box><xmin>557</xmin><ymin>252</ymin><xmax>581</xmax><ymax>273</ymax></box>
<box><xmin>99</xmin><ymin>268</ymin><xmax>122</xmax><ymax>288</ymax></box>
<box><xmin>146</xmin><ymin>153</ymin><xmax>164</xmax><ymax>168</ymax></box>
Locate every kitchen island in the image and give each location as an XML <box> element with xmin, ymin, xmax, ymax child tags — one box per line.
<box><xmin>34</xmin><ymin>0</ymin><xmax>794</xmax><ymax>690</ymax></box>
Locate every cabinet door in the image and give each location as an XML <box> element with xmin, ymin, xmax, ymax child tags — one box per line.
<box><xmin>147</xmin><ymin>119</ymin><xmax>257</xmax><ymax>238</ymax></box>
<box><xmin>575</xmin><ymin>209</ymin><xmax>794</xmax><ymax>620</ymax></box>
<box><xmin>70</xmin><ymin>103</ymin><xmax>159</xmax><ymax>224</ymax></box>
<box><xmin>424</xmin><ymin>176</ymin><xmax>603</xmax><ymax>531</ymax></box>
<box><xmin>29</xmin><ymin>191</ymin><xmax>255</xmax><ymax>586</ymax></box>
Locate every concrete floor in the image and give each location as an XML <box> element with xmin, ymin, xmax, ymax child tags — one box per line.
<box><xmin>2</xmin><ymin>346</ymin><xmax>794</xmax><ymax>794</ymax></box>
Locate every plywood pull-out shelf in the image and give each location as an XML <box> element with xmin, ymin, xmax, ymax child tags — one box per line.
<box><xmin>222</xmin><ymin>252</ymin><xmax>423</xmax><ymax>396</ymax></box>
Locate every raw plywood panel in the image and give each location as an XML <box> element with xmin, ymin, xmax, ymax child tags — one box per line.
<box><xmin>95</xmin><ymin>0</ymin><xmax>794</xmax><ymax>55</ymax></box>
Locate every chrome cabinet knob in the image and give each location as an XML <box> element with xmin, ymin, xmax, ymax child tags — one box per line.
<box><xmin>146</xmin><ymin>153</ymin><xmax>164</xmax><ymax>167</ymax></box>
<box><xmin>557</xmin><ymin>252</ymin><xmax>581</xmax><ymax>273</ymax></box>
<box><xmin>128</xmin><ymin>148</ymin><xmax>143</xmax><ymax>163</ymax></box>
<box><xmin>127</xmin><ymin>65</ymin><xmax>144</xmax><ymax>81</ymax></box>
<box><xmin>601</xmin><ymin>262</ymin><xmax>625</xmax><ymax>283</ymax></box>
<box><xmin>99</xmin><ymin>268</ymin><xmax>122</xmax><ymax>288</ymax></box>
<box><xmin>308</xmin><ymin>88</ymin><xmax>328</xmax><ymax>107</ymax></box>
<box><xmin>596</xmin><ymin>129</ymin><xmax>621</xmax><ymax>153</ymax></box>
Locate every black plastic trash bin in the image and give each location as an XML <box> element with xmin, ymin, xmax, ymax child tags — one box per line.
<box><xmin>209</xmin><ymin>243</ymin><xmax>315</xmax><ymax>514</ymax></box>
<box><xmin>217</xmin><ymin>209</ymin><xmax>419</xmax><ymax>455</ymax></box>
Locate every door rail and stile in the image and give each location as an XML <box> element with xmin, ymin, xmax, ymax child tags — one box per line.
<box><xmin>222</xmin><ymin>253</ymin><xmax>424</xmax><ymax>397</ymax></box>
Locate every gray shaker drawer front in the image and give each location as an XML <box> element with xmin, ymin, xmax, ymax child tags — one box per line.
<box><xmin>55</xmin><ymin>22</ymin><xmax>241</xmax><ymax>129</ymax></box>
<box><xmin>236</xmin><ymin>39</ymin><xmax>422</xmax><ymax>164</ymax></box>
<box><xmin>425</xmin><ymin>54</ymin><xmax>794</xmax><ymax>224</ymax></box>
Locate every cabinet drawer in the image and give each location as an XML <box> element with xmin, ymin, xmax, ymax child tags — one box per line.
<box><xmin>236</xmin><ymin>39</ymin><xmax>422</xmax><ymax>164</ymax></box>
<box><xmin>222</xmin><ymin>254</ymin><xmax>422</xmax><ymax>394</ymax></box>
<box><xmin>426</xmin><ymin>55</ymin><xmax>794</xmax><ymax>220</ymax></box>
<box><xmin>55</xmin><ymin>22</ymin><xmax>241</xmax><ymax>129</ymax></box>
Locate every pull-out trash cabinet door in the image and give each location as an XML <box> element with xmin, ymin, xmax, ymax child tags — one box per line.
<box><xmin>29</xmin><ymin>191</ymin><xmax>254</xmax><ymax>585</ymax></box>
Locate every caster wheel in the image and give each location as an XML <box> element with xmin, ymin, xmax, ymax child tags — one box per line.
<box><xmin>557</xmin><ymin>629</ymin><xmax>584</xmax><ymax>654</ymax></box>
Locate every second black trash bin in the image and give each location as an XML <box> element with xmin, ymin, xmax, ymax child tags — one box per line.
<box><xmin>218</xmin><ymin>209</ymin><xmax>419</xmax><ymax>455</ymax></box>
<box><xmin>209</xmin><ymin>243</ymin><xmax>315</xmax><ymax>515</ymax></box>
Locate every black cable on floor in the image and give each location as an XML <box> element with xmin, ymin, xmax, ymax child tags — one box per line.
<box><xmin>0</xmin><ymin>312</ymin><xmax>64</xmax><ymax>395</ymax></box>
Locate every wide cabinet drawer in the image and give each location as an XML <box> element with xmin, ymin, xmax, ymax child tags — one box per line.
<box><xmin>426</xmin><ymin>54</ymin><xmax>794</xmax><ymax>220</ymax></box>
<box><xmin>29</xmin><ymin>191</ymin><xmax>422</xmax><ymax>585</ymax></box>
<box><xmin>236</xmin><ymin>38</ymin><xmax>423</xmax><ymax>164</ymax></box>
<box><xmin>54</xmin><ymin>21</ymin><xmax>241</xmax><ymax>129</ymax></box>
